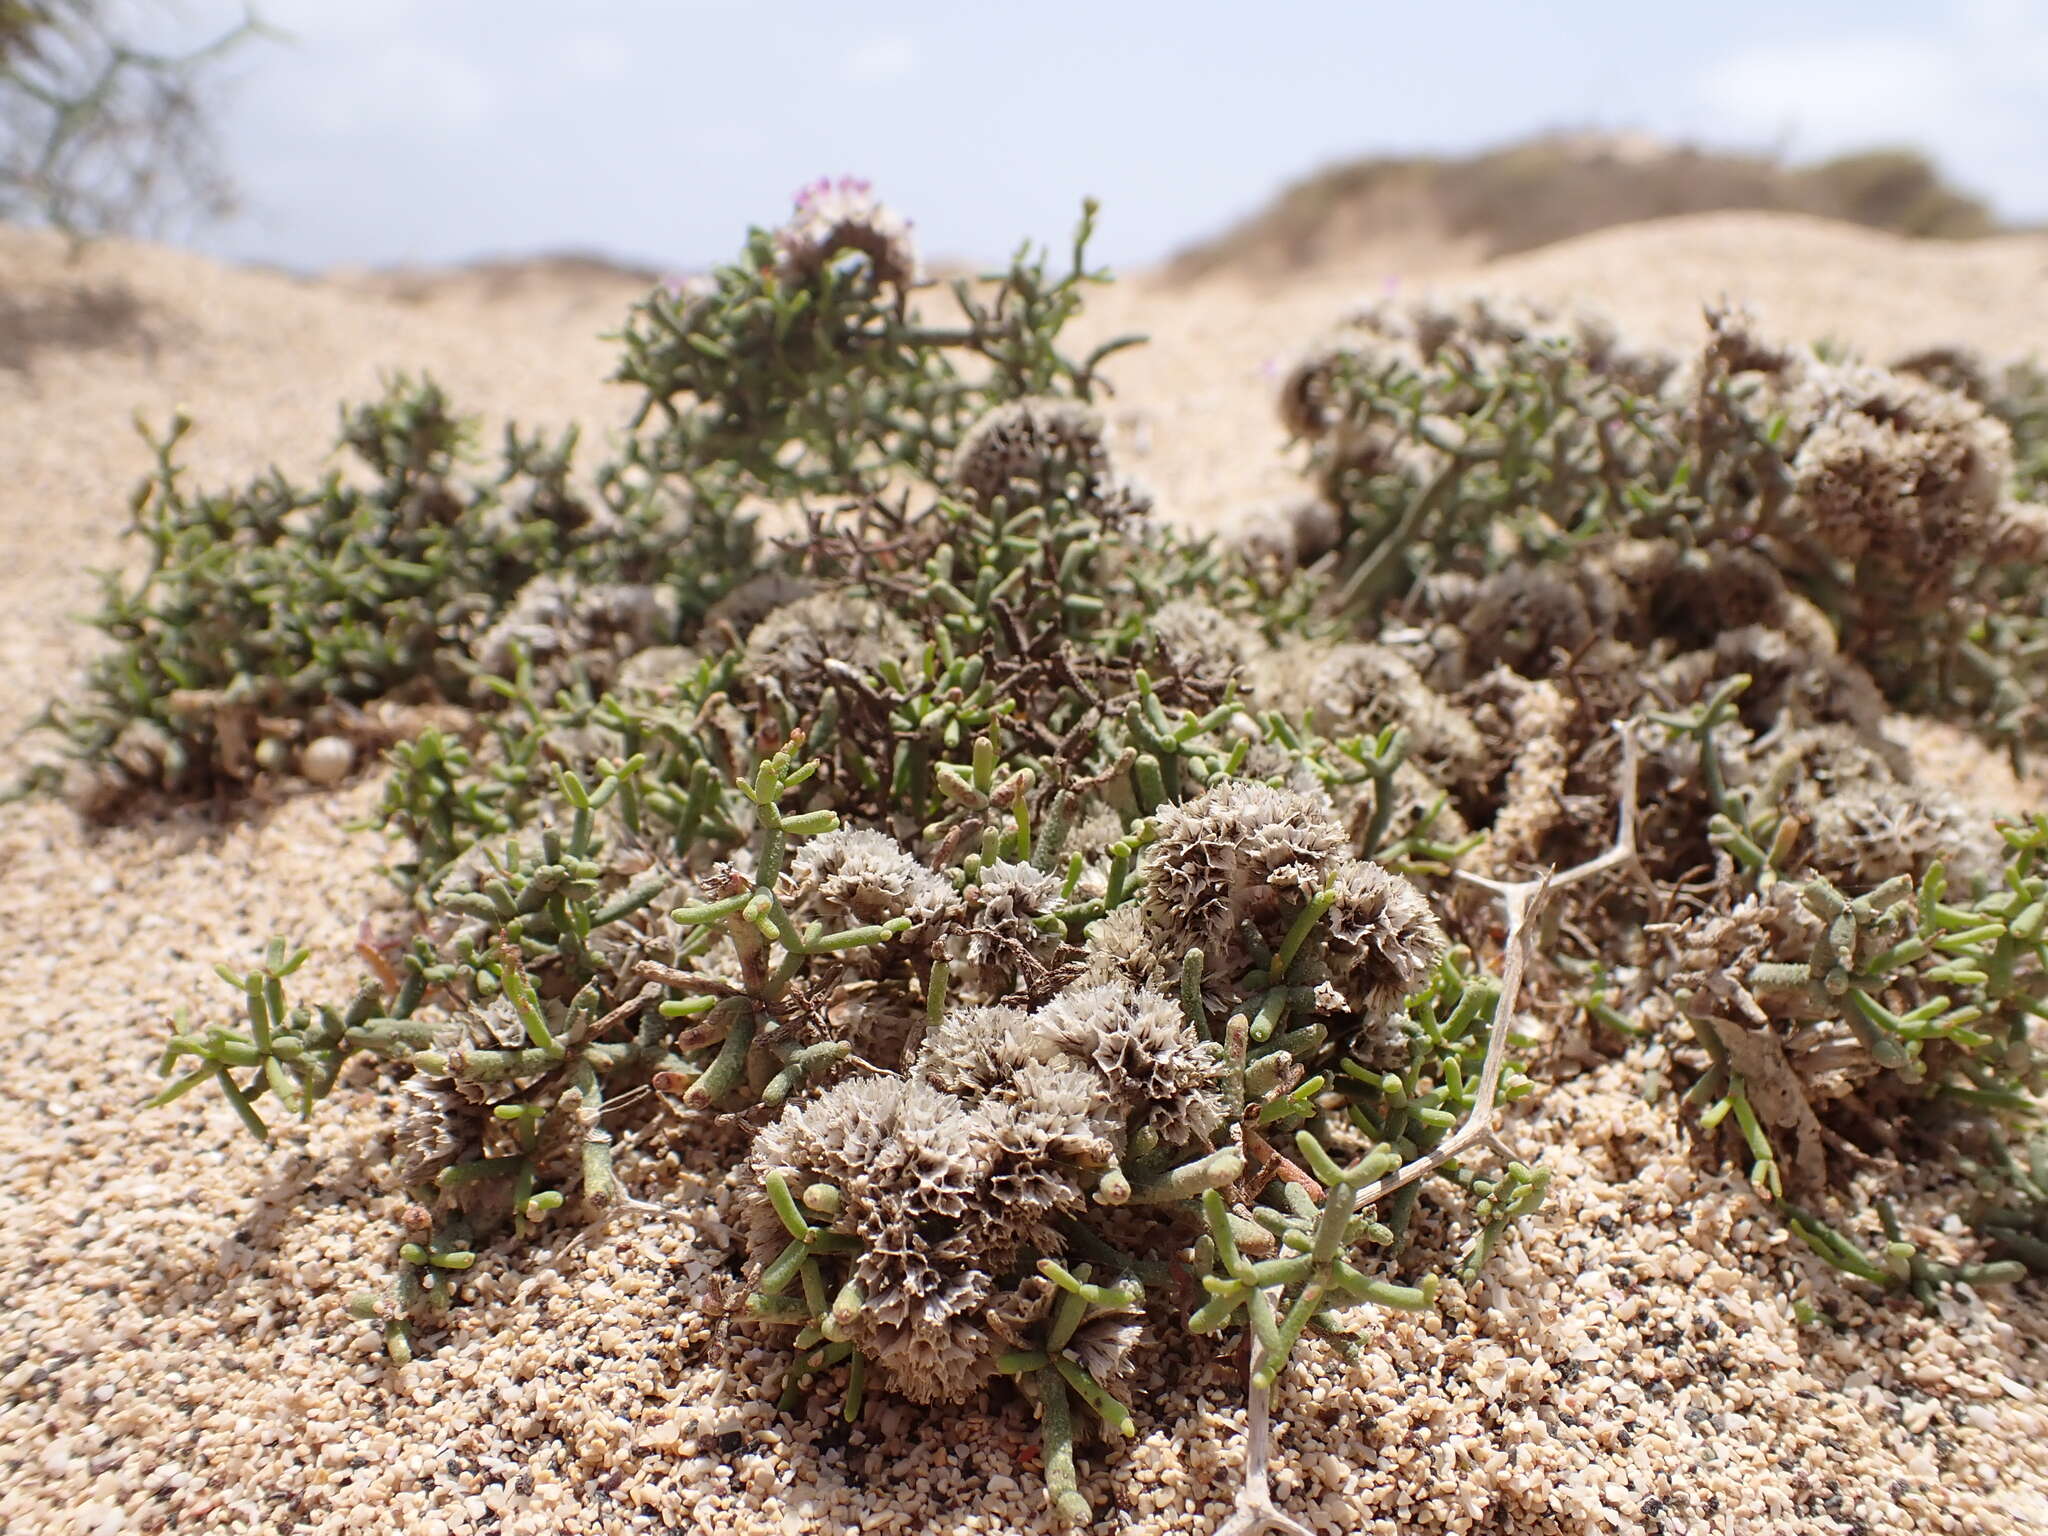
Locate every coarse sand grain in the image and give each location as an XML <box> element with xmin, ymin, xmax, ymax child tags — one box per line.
<box><xmin>2</xmin><ymin>212</ymin><xmax>2047</xmax><ymax>1535</ymax></box>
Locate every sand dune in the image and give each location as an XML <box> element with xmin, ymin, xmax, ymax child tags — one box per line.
<box><xmin>2</xmin><ymin>213</ymin><xmax>2047</xmax><ymax>1535</ymax></box>
<box><xmin>1482</xmin><ymin>214</ymin><xmax>2048</xmax><ymax>356</ymax></box>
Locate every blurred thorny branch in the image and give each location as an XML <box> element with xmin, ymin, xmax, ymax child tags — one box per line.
<box><xmin>0</xmin><ymin>2</ymin><xmax>271</xmax><ymax>235</ymax></box>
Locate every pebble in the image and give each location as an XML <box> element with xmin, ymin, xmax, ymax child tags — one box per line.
<box><xmin>300</xmin><ymin>735</ymin><xmax>356</xmax><ymax>786</ymax></box>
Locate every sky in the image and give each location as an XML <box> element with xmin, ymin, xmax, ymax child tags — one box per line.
<box><xmin>152</xmin><ymin>0</ymin><xmax>2048</xmax><ymax>276</ymax></box>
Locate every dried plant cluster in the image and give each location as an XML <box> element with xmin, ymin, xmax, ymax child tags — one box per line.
<box><xmin>1284</xmin><ymin>294</ymin><xmax>2048</xmax><ymax>1292</ymax></box>
<box><xmin>1284</xmin><ymin>295</ymin><xmax>2048</xmax><ymax>761</ymax></box>
<box><xmin>40</xmin><ymin>187</ymin><xmax>2048</xmax><ymax>1527</ymax></box>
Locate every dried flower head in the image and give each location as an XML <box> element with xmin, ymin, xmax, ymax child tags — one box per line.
<box><xmin>1144</xmin><ymin>598</ymin><xmax>1266</xmax><ymax>689</ymax></box>
<box><xmin>1064</xmin><ymin>1314</ymin><xmax>1146</xmax><ymax>1387</ymax></box>
<box><xmin>1756</xmin><ymin>725</ymin><xmax>2000</xmax><ymax>890</ymax></box>
<box><xmin>1657</xmin><ymin>628</ymin><xmax>1892</xmax><ymax>746</ymax></box>
<box><xmin>612</xmin><ymin>645</ymin><xmax>701</xmax><ymax>699</ymax></box>
<box><xmin>1230</xmin><ymin>739</ymin><xmax>1344</xmax><ymax>811</ymax></box>
<box><xmin>949</xmin><ymin>396</ymin><xmax>1124</xmax><ymax>512</ymax></box>
<box><xmin>1653</xmin><ymin>545</ymin><xmax>1822</xmax><ymax>652</ymax></box>
<box><xmin>816</xmin><ymin>1084</ymin><xmax>1006</xmax><ymax>1402</ymax></box>
<box><xmin>1233</xmin><ymin>497</ymin><xmax>1344</xmax><ymax>577</ymax></box>
<box><xmin>1036</xmin><ymin>979</ymin><xmax>1227</xmax><ymax>1150</ymax></box>
<box><xmin>914</xmin><ymin>1004</ymin><xmax>1056</xmax><ymax>1096</ymax></box>
<box><xmin>1787</xmin><ymin>363</ymin><xmax>2012</xmax><ymax>600</ymax></box>
<box><xmin>701</xmin><ymin>572</ymin><xmax>823</xmax><ymax>641</ymax></box>
<box><xmin>784</xmin><ymin>828</ymin><xmax>951</xmax><ymax>958</ymax></box>
<box><xmin>62</xmin><ymin>717</ymin><xmax>186</xmax><ymax>816</ymax></box>
<box><xmin>1075</xmin><ymin>900</ymin><xmax>1171</xmax><ymax>993</ymax></box>
<box><xmin>825</xmin><ymin>982</ymin><xmax>929</xmax><ymax>1070</ymax></box>
<box><xmin>772</xmin><ymin>175</ymin><xmax>920</xmax><ymax>288</ymax></box>
<box><xmin>1320</xmin><ymin>860</ymin><xmax>1447</xmax><ymax>1022</ymax></box>
<box><xmin>1279</xmin><ymin>642</ymin><xmax>1487</xmax><ymax>786</ymax></box>
<box><xmin>742</xmin><ymin>1075</ymin><xmax>898</xmax><ymax>1260</ymax></box>
<box><xmin>1805</xmin><ymin>782</ymin><xmax>1999</xmax><ymax>891</ymax></box>
<box><xmin>987</xmin><ymin>1059</ymin><xmax>1126</xmax><ymax>1170</ymax></box>
<box><xmin>938</xmin><ymin>860</ymin><xmax>1072</xmax><ymax>1005</ymax></box>
<box><xmin>742</xmin><ymin>589</ymin><xmax>915</xmax><ymax>717</ymax></box>
<box><xmin>471</xmin><ymin>577</ymin><xmax>678</xmax><ymax>697</ymax></box>
<box><xmin>1459</xmin><ymin>563</ymin><xmax>1618</xmax><ymax>678</ymax></box>
<box><xmin>743</xmin><ymin>1073</ymin><xmax>1092</xmax><ymax>1404</ymax></box>
<box><xmin>915</xmin><ymin>1005</ymin><xmax>1123</xmax><ymax>1164</ymax></box>
<box><xmin>1066</xmin><ymin>799</ymin><xmax>1133</xmax><ymax>863</ymax></box>
<box><xmin>1277</xmin><ymin>319</ymin><xmax>1439</xmax><ymax>497</ymax></box>
<box><xmin>981</xmin><ymin>1272</ymin><xmax>1058</xmax><ymax>1351</ymax></box>
<box><xmin>1141</xmin><ymin>779</ymin><xmax>1347</xmax><ymax>968</ymax></box>
<box><xmin>1276</xmin><ymin>341</ymin><xmax>1358</xmax><ymax>442</ymax></box>
<box><xmin>391</xmin><ymin>1077</ymin><xmax>473</xmax><ymax>1186</ymax></box>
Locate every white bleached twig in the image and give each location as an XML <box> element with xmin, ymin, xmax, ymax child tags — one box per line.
<box><xmin>1211</xmin><ymin>1298</ymin><xmax>1315</xmax><ymax>1536</ymax></box>
<box><xmin>1214</xmin><ymin>724</ymin><xmax>1640</xmax><ymax>1536</ymax></box>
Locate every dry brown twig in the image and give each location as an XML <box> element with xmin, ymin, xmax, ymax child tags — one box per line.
<box><xmin>1212</xmin><ymin>724</ymin><xmax>1640</xmax><ymax>1536</ymax></box>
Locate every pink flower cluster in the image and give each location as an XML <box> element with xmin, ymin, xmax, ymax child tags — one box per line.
<box><xmin>794</xmin><ymin>174</ymin><xmax>876</xmax><ymax>214</ymax></box>
<box><xmin>773</xmin><ymin>175</ymin><xmax>920</xmax><ymax>288</ymax></box>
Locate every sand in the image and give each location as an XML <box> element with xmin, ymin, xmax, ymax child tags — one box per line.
<box><xmin>2</xmin><ymin>211</ymin><xmax>2047</xmax><ymax>1535</ymax></box>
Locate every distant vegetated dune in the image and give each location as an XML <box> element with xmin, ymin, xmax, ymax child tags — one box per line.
<box><xmin>1168</xmin><ymin>132</ymin><xmax>2005</xmax><ymax>282</ymax></box>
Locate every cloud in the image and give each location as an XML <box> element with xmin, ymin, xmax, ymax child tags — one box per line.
<box><xmin>1696</xmin><ymin>6</ymin><xmax>2048</xmax><ymax>216</ymax></box>
<box><xmin>841</xmin><ymin>36</ymin><xmax>917</xmax><ymax>86</ymax></box>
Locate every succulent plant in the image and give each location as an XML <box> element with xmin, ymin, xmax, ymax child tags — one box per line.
<box><xmin>67</xmin><ymin>189</ymin><xmax>2047</xmax><ymax>1530</ymax></box>
<box><xmin>1289</xmin><ymin>295</ymin><xmax>2048</xmax><ymax>767</ymax></box>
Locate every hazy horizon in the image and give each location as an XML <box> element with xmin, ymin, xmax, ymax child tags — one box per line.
<box><xmin>141</xmin><ymin>1</ymin><xmax>2048</xmax><ymax>275</ymax></box>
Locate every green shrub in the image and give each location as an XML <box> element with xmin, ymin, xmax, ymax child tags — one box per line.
<box><xmin>35</xmin><ymin>378</ymin><xmax>752</xmax><ymax>815</ymax></box>
<box><xmin>79</xmin><ymin>188</ymin><xmax>2047</xmax><ymax>1529</ymax></box>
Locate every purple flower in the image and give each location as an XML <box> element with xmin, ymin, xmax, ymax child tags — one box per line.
<box><xmin>772</xmin><ymin>177</ymin><xmax>920</xmax><ymax>288</ymax></box>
